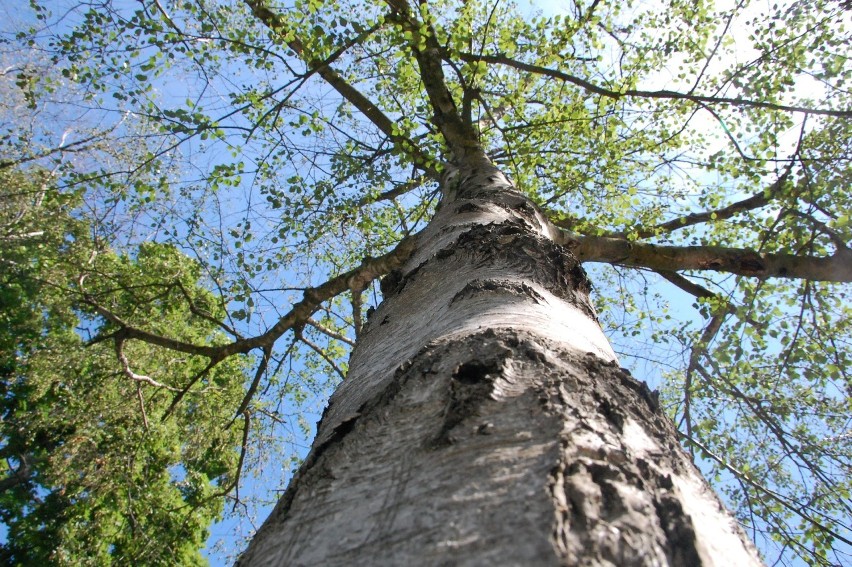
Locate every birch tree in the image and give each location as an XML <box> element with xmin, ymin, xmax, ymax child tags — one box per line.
<box><xmin>2</xmin><ymin>0</ymin><xmax>850</xmax><ymax>564</ymax></box>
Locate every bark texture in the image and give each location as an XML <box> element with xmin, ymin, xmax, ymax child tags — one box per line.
<box><xmin>238</xmin><ymin>162</ymin><xmax>762</xmax><ymax>566</ymax></box>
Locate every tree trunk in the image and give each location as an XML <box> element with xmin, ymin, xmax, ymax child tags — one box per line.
<box><xmin>238</xmin><ymin>160</ymin><xmax>763</xmax><ymax>566</ymax></box>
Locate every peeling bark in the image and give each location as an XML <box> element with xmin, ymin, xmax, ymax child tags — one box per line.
<box><xmin>238</xmin><ymin>162</ymin><xmax>762</xmax><ymax>566</ymax></box>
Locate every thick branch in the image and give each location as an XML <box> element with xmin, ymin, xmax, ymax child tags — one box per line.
<box><xmin>463</xmin><ymin>52</ymin><xmax>851</xmax><ymax>119</ymax></box>
<box><xmin>385</xmin><ymin>0</ymin><xmax>486</xmax><ymax>163</ymax></box>
<box><xmin>243</xmin><ymin>0</ymin><xmax>439</xmax><ymax>178</ymax></box>
<box><xmin>656</xmin><ymin>270</ymin><xmax>716</xmax><ymax>300</ymax></box>
<box><xmin>216</xmin><ymin>235</ymin><xmax>417</xmax><ymax>357</ymax></box>
<box><xmin>563</xmin><ymin>233</ymin><xmax>852</xmax><ymax>282</ymax></box>
<box><xmin>85</xmin><ymin>301</ymin><xmax>221</xmax><ymax>358</ymax></box>
<box><xmin>0</xmin><ymin>457</ymin><xmax>33</xmax><ymax>494</ymax></box>
<box><xmin>85</xmin><ymin>237</ymin><xmax>417</xmax><ymax>372</ymax></box>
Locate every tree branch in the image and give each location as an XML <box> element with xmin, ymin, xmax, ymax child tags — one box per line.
<box><xmin>84</xmin><ymin>236</ymin><xmax>416</xmax><ymax>365</ymax></box>
<box><xmin>461</xmin><ymin>52</ymin><xmax>851</xmax><ymax>118</ymax></box>
<box><xmin>228</xmin><ymin>235</ymin><xmax>417</xmax><ymax>355</ymax></box>
<box><xmin>655</xmin><ymin>270</ymin><xmax>716</xmax><ymax>300</ymax></box>
<box><xmin>114</xmin><ymin>334</ymin><xmax>181</xmax><ymax>391</ymax></box>
<box><xmin>356</xmin><ymin>175</ymin><xmax>428</xmax><ymax>207</ymax></box>
<box><xmin>679</xmin><ymin>432</ymin><xmax>852</xmax><ymax>548</ymax></box>
<box><xmin>307</xmin><ymin>317</ymin><xmax>356</xmax><ymax>346</ymax></box>
<box><xmin>243</xmin><ymin>0</ymin><xmax>440</xmax><ymax>178</ymax></box>
<box><xmin>0</xmin><ymin>456</ymin><xmax>34</xmax><ymax>494</ymax></box>
<box><xmin>638</xmin><ymin>164</ymin><xmax>795</xmax><ymax>239</ymax></box>
<box><xmin>681</xmin><ymin>313</ymin><xmax>726</xmax><ymax>459</ymax></box>
<box><xmin>298</xmin><ymin>331</ymin><xmax>347</xmax><ymax>382</ymax></box>
<box><xmin>385</xmin><ymin>0</ymin><xmax>487</xmax><ymax>163</ymax></box>
<box><xmin>562</xmin><ymin>232</ymin><xmax>852</xmax><ymax>282</ymax></box>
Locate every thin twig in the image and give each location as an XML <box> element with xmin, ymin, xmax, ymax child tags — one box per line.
<box><xmin>115</xmin><ymin>335</ymin><xmax>180</xmax><ymax>391</ymax></box>
<box><xmin>307</xmin><ymin>317</ymin><xmax>355</xmax><ymax>346</ymax></box>
<box><xmin>299</xmin><ymin>333</ymin><xmax>347</xmax><ymax>382</ymax></box>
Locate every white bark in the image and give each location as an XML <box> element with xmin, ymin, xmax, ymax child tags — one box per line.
<box><xmin>238</xmin><ymin>162</ymin><xmax>762</xmax><ymax>566</ymax></box>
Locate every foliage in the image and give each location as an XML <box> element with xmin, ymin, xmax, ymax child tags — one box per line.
<box><xmin>1</xmin><ymin>0</ymin><xmax>850</xmax><ymax>564</ymax></box>
<box><xmin>0</xmin><ymin>169</ymin><xmax>247</xmax><ymax>565</ymax></box>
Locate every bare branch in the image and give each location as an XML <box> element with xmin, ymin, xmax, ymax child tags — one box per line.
<box><xmin>0</xmin><ymin>128</ymin><xmax>121</xmax><ymax>170</ymax></box>
<box><xmin>136</xmin><ymin>384</ymin><xmax>150</xmax><ymax>431</ymax></box>
<box><xmin>298</xmin><ymin>332</ymin><xmax>347</xmax><ymax>382</ymax></box>
<box><xmin>162</xmin><ymin>359</ymin><xmax>220</xmax><ymax>420</ymax></box>
<box><xmin>656</xmin><ymin>270</ymin><xmax>717</xmax><ymax>300</ymax></box>
<box><xmin>681</xmin><ymin>313</ymin><xmax>726</xmax><ymax>458</ymax></box>
<box><xmin>114</xmin><ymin>335</ymin><xmax>180</xmax><ymax>391</ymax></box>
<box><xmin>356</xmin><ymin>175</ymin><xmax>428</xmax><ymax>207</ymax></box>
<box><xmin>307</xmin><ymin>317</ymin><xmax>356</xmax><ymax>346</ymax></box>
<box><xmin>231</xmin><ymin>410</ymin><xmax>252</xmax><ymax>512</ymax></box>
<box><xmin>229</xmin><ymin>347</ymin><xmax>272</xmax><ymax>425</ymax></box>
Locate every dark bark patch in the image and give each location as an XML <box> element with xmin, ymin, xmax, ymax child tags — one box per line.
<box><xmin>447</xmin><ymin>221</ymin><xmax>596</xmax><ymax>318</ymax></box>
<box><xmin>617</xmin><ymin>369</ymin><xmax>661</xmax><ymax>412</ymax></box>
<box><xmin>525</xmin><ymin>346</ymin><xmax>547</xmax><ymax>363</ymax></box>
<box><xmin>453</xmin><ymin>360</ymin><xmax>497</xmax><ymax>384</ymax></box>
<box><xmin>431</xmin><ymin>346</ymin><xmax>516</xmax><ymax>446</ymax></box>
<box><xmin>739</xmin><ymin>257</ymin><xmax>765</xmax><ymax>273</ymax></box>
<box><xmin>311</xmin><ymin>412</ymin><xmax>362</xmax><ymax>467</ymax></box>
<box><xmin>433</xmin><ymin>363</ymin><xmax>497</xmax><ymax>445</ymax></box>
<box><xmin>450</xmin><ymin>278</ymin><xmax>545</xmax><ymax>305</ymax></box>
<box><xmin>653</xmin><ymin>493</ymin><xmax>702</xmax><ymax>567</ymax></box>
<box><xmin>380</xmin><ymin>269</ymin><xmax>404</xmax><ymax>296</ymax></box>
<box><xmin>456</xmin><ymin>201</ymin><xmax>484</xmax><ymax>214</ymax></box>
<box><xmin>596</xmin><ymin>396</ymin><xmax>624</xmax><ymax>433</ymax></box>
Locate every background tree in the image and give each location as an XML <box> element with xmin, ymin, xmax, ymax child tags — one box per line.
<box><xmin>1</xmin><ymin>0</ymin><xmax>850</xmax><ymax>564</ymax></box>
<box><xmin>0</xmin><ymin>168</ymin><xmax>249</xmax><ymax>565</ymax></box>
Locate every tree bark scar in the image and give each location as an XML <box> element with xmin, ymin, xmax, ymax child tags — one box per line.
<box><xmin>739</xmin><ymin>256</ymin><xmax>765</xmax><ymax>273</ymax></box>
<box><xmin>380</xmin><ymin>269</ymin><xmax>404</xmax><ymax>296</ymax></box>
<box><xmin>653</xmin><ymin>490</ymin><xmax>704</xmax><ymax>566</ymax></box>
<box><xmin>445</xmin><ymin>221</ymin><xmax>596</xmax><ymax>317</ymax></box>
<box><xmin>310</xmin><ymin>413</ymin><xmax>362</xmax><ymax>473</ymax></box>
<box><xmin>434</xmin><ymin>358</ymin><xmax>502</xmax><ymax>446</ymax></box>
<box><xmin>450</xmin><ymin>278</ymin><xmax>546</xmax><ymax>305</ymax></box>
<box><xmin>595</xmin><ymin>395</ymin><xmax>625</xmax><ymax>433</ymax></box>
<box><xmin>412</xmin><ymin>331</ymin><xmax>520</xmax><ymax>447</ymax></box>
<box><xmin>455</xmin><ymin>201</ymin><xmax>484</xmax><ymax>214</ymax></box>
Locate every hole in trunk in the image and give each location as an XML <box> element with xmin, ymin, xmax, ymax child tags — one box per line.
<box><xmin>453</xmin><ymin>361</ymin><xmax>494</xmax><ymax>384</ymax></box>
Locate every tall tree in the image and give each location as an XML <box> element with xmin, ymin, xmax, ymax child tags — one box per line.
<box><xmin>2</xmin><ymin>0</ymin><xmax>850</xmax><ymax>564</ymax></box>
